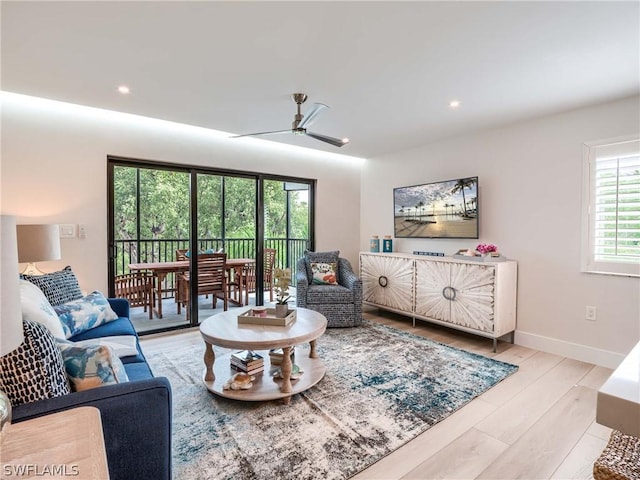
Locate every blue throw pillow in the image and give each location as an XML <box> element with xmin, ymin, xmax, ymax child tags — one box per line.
<box><xmin>57</xmin><ymin>340</ymin><xmax>129</xmax><ymax>392</ymax></box>
<box><xmin>0</xmin><ymin>320</ymin><xmax>71</xmax><ymax>406</ymax></box>
<box><xmin>21</xmin><ymin>266</ymin><xmax>83</xmax><ymax>307</ymax></box>
<box><xmin>54</xmin><ymin>291</ymin><xmax>119</xmax><ymax>339</ymax></box>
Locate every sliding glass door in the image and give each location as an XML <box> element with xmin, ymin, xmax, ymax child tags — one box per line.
<box><xmin>108</xmin><ymin>157</ymin><xmax>314</xmax><ymax>335</ymax></box>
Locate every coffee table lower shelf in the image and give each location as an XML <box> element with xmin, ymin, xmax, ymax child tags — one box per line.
<box><xmin>203</xmin><ymin>351</ymin><xmax>326</xmax><ymax>401</ymax></box>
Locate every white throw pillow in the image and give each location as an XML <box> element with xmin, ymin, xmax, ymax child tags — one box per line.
<box><xmin>72</xmin><ymin>336</ymin><xmax>138</xmax><ymax>358</ymax></box>
<box><xmin>19</xmin><ymin>279</ymin><xmax>66</xmax><ymax>339</ymax></box>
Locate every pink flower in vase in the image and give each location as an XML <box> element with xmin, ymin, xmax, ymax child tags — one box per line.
<box><xmin>476</xmin><ymin>243</ymin><xmax>497</xmax><ymax>255</ymax></box>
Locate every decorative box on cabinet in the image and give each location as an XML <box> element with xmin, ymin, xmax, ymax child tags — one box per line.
<box><xmin>360</xmin><ymin>252</ymin><xmax>517</xmax><ymax>351</ymax></box>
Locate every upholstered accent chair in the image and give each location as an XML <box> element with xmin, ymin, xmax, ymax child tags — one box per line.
<box><xmin>295</xmin><ymin>250</ymin><xmax>362</xmax><ymax>327</ymax></box>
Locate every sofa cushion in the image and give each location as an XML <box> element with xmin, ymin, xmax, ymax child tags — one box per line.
<box><xmin>53</xmin><ymin>291</ymin><xmax>119</xmax><ymax>339</ymax></box>
<box><xmin>306</xmin><ymin>284</ymin><xmax>354</xmax><ymax>304</ymax></box>
<box><xmin>19</xmin><ymin>279</ymin><xmax>66</xmax><ymax>339</ymax></box>
<box><xmin>57</xmin><ymin>340</ymin><xmax>129</xmax><ymax>392</ymax></box>
<box><xmin>70</xmin><ymin>316</ymin><xmax>137</xmax><ymax>340</ymax></box>
<box><xmin>304</xmin><ymin>250</ymin><xmax>339</xmax><ymax>282</ymax></box>
<box><xmin>123</xmin><ymin>361</ymin><xmax>155</xmax><ymax>381</ymax></box>
<box><xmin>0</xmin><ymin>320</ymin><xmax>71</xmax><ymax>406</ymax></box>
<box><xmin>21</xmin><ymin>266</ymin><xmax>83</xmax><ymax>306</ymax></box>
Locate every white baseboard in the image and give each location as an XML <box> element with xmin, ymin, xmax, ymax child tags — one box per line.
<box><xmin>515</xmin><ymin>331</ymin><xmax>625</xmax><ymax>369</ymax></box>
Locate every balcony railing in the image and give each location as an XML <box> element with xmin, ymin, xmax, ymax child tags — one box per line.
<box><xmin>114</xmin><ymin>237</ymin><xmax>309</xmax><ymax>298</ymax></box>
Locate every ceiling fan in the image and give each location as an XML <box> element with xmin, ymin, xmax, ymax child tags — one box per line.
<box><xmin>231</xmin><ymin>93</ymin><xmax>349</xmax><ymax>147</ymax></box>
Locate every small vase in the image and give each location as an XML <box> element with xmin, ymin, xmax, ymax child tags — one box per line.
<box><xmin>275</xmin><ymin>304</ymin><xmax>288</xmax><ymax>318</ymax></box>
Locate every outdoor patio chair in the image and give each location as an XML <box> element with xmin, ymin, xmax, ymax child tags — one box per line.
<box><xmin>239</xmin><ymin>248</ymin><xmax>277</xmax><ymax>304</ymax></box>
<box><xmin>114</xmin><ymin>272</ymin><xmax>155</xmax><ymax>319</ymax></box>
<box><xmin>177</xmin><ymin>252</ymin><xmax>228</xmax><ymax>318</ymax></box>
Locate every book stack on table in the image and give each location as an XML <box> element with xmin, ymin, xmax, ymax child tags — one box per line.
<box><xmin>268</xmin><ymin>347</ymin><xmax>295</xmax><ymax>365</ymax></box>
<box><xmin>230</xmin><ymin>350</ymin><xmax>264</xmax><ymax>375</ymax></box>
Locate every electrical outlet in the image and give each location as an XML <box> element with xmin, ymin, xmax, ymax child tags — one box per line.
<box><xmin>585</xmin><ymin>306</ymin><xmax>597</xmax><ymax>321</ymax></box>
<box><xmin>78</xmin><ymin>224</ymin><xmax>87</xmax><ymax>239</ymax></box>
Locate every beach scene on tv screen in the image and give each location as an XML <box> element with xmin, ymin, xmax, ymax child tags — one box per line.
<box><xmin>394</xmin><ymin>177</ymin><xmax>478</xmax><ymax>238</ymax></box>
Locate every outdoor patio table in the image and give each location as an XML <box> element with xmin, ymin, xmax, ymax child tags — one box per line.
<box><xmin>129</xmin><ymin>258</ymin><xmax>255</xmax><ymax>318</ymax></box>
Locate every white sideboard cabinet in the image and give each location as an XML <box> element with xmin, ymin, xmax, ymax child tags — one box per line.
<box><xmin>360</xmin><ymin>252</ymin><xmax>517</xmax><ymax>351</ymax></box>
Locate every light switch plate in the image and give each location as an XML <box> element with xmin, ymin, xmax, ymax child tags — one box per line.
<box><xmin>60</xmin><ymin>224</ymin><xmax>76</xmax><ymax>238</ymax></box>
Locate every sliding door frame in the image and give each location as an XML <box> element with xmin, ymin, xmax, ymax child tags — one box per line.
<box><xmin>107</xmin><ymin>155</ymin><xmax>315</xmax><ymax>335</ymax></box>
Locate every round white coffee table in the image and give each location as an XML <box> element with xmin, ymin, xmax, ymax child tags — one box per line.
<box><xmin>199</xmin><ymin>307</ymin><xmax>327</xmax><ymax>404</ymax></box>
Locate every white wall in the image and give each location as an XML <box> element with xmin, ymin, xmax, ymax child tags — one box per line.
<box><xmin>0</xmin><ymin>94</ymin><xmax>362</xmax><ymax>293</ymax></box>
<box><xmin>361</xmin><ymin>95</ymin><xmax>640</xmax><ymax>367</ymax></box>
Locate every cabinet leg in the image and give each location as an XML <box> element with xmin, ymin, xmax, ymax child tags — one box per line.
<box><xmin>492</xmin><ymin>338</ymin><xmax>497</xmax><ymax>353</ymax></box>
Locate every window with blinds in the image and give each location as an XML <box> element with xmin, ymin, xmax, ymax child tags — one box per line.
<box><xmin>582</xmin><ymin>137</ymin><xmax>640</xmax><ymax>277</ymax></box>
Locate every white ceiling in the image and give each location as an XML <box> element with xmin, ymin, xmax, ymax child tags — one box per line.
<box><xmin>2</xmin><ymin>1</ymin><xmax>639</xmax><ymax>159</ymax></box>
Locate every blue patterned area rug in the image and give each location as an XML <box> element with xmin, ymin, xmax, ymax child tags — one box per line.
<box><xmin>145</xmin><ymin>321</ymin><xmax>518</xmax><ymax>480</ymax></box>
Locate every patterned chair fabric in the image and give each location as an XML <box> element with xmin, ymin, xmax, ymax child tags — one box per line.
<box><xmin>295</xmin><ymin>252</ymin><xmax>363</xmax><ymax>328</ymax></box>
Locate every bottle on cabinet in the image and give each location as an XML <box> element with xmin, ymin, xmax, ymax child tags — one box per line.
<box><xmin>370</xmin><ymin>235</ymin><xmax>380</xmax><ymax>252</ymax></box>
<box><xmin>383</xmin><ymin>235</ymin><xmax>393</xmax><ymax>253</ymax></box>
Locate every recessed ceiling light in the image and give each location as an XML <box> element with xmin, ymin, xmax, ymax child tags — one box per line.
<box><xmin>117</xmin><ymin>85</ymin><xmax>131</xmax><ymax>95</ymax></box>
<box><xmin>449</xmin><ymin>100</ymin><xmax>461</xmax><ymax>109</ymax></box>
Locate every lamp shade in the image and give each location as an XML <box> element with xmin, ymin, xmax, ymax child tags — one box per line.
<box><xmin>1</xmin><ymin>215</ymin><xmax>24</xmax><ymax>356</ymax></box>
<box><xmin>16</xmin><ymin>224</ymin><xmax>61</xmax><ymax>263</ymax></box>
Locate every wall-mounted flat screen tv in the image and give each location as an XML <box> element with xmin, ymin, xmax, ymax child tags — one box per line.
<box><xmin>393</xmin><ymin>176</ymin><xmax>478</xmax><ymax>239</ymax></box>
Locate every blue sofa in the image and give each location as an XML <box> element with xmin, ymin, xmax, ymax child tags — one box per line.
<box><xmin>12</xmin><ymin>298</ymin><xmax>172</xmax><ymax>480</ymax></box>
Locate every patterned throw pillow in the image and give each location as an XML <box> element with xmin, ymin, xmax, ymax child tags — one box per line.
<box><xmin>19</xmin><ymin>279</ymin><xmax>66</xmax><ymax>339</ymax></box>
<box><xmin>21</xmin><ymin>266</ymin><xmax>83</xmax><ymax>307</ymax></box>
<box><xmin>57</xmin><ymin>340</ymin><xmax>129</xmax><ymax>392</ymax></box>
<box><xmin>310</xmin><ymin>262</ymin><xmax>339</xmax><ymax>285</ymax></box>
<box><xmin>53</xmin><ymin>291</ymin><xmax>119</xmax><ymax>339</ymax></box>
<box><xmin>304</xmin><ymin>250</ymin><xmax>340</xmax><ymax>283</ymax></box>
<box><xmin>0</xmin><ymin>320</ymin><xmax>71</xmax><ymax>406</ymax></box>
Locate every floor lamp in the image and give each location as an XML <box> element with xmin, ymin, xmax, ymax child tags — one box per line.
<box><xmin>0</xmin><ymin>215</ymin><xmax>24</xmax><ymax>436</ymax></box>
<box><xmin>16</xmin><ymin>224</ymin><xmax>61</xmax><ymax>275</ymax></box>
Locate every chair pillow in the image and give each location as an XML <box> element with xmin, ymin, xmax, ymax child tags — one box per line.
<box><xmin>21</xmin><ymin>266</ymin><xmax>83</xmax><ymax>307</ymax></box>
<box><xmin>304</xmin><ymin>250</ymin><xmax>340</xmax><ymax>282</ymax></box>
<box><xmin>310</xmin><ymin>262</ymin><xmax>339</xmax><ymax>285</ymax></box>
<box><xmin>0</xmin><ymin>320</ymin><xmax>71</xmax><ymax>406</ymax></box>
<box><xmin>57</xmin><ymin>340</ymin><xmax>129</xmax><ymax>392</ymax></box>
<box><xmin>53</xmin><ymin>291</ymin><xmax>119</xmax><ymax>339</ymax></box>
<box><xmin>19</xmin><ymin>279</ymin><xmax>66</xmax><ymax>339</ymax></box>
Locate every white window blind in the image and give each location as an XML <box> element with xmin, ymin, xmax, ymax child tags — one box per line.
<box><xmin>583</xmin><ymin>138</ymin><xmax>640</xmax><ymax>277</ymax></box>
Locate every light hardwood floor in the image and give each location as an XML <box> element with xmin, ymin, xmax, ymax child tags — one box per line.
<box><xmin>139</xmin><ymin>307</ymin><xmax>612</xmax><ymax>480</ymax></box>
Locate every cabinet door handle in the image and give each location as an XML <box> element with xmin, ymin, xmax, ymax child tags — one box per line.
<box><xmin>442</xmin><ymin>286</ymin><xmax>457</xmax><ymax>301</ymax></box>
<box><xmin>378</xmin><ymin>276</ymin><xmax>388</xmax><ymax>288</ymax></box>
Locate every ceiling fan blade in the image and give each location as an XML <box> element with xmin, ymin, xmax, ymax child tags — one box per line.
<box><xmin>230</xmin><ymin>129</ymin><xmax>291</xmax><ymax>138</ymax></box>
<box><xmin>298</xmin><ymin>103</ymin><xmax>328</xmax><ymax>129</ymax></box>
<box><xmin>305</xmin><ymin>131</ymin><xmax>349</xmax><ymax>148</ymax></box>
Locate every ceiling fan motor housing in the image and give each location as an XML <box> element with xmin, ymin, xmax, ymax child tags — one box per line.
<box><xmin>291</xmin><ymin>93</ymin><xmax>308</xmax><ymax>105</ymax></box>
